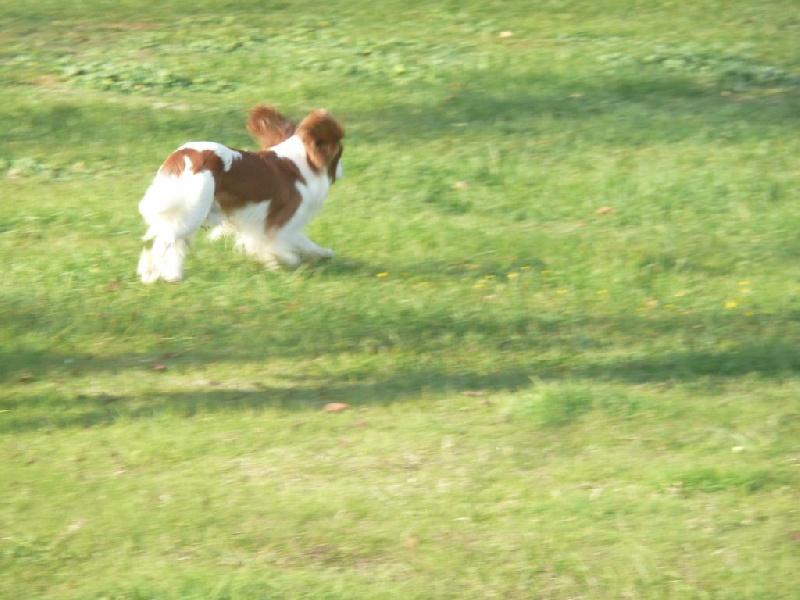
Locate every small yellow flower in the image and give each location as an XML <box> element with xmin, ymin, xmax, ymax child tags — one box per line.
<box><xmin>725</xmin><ymin>300</ymin><xmax>737</xmax><ymax>309</ymax></box>
<box><xmin>507</xmin><ymin>272</ymin><xmax>519</xmax><ymax>280</ymax></box>
<box><xmin>556</xmin><ymin>289</ymin><xmax>567</xmax><ymax>295</ymax></box>
<box><xmin>520</xmin><ymin>266</ymin><xmax>532</xmax><ymax>271</ymax></box>
<box><xmin>738</xmin><ymin>281</ymin><xmax>750</xmax><ymax>286</ymax></box>
<box><xmin>597</xmin><ymin>289</ymin><xmax>608</xmax><ymax>295</ymax></box>
<box><xmin>376</xmin><ymin>272</ymin><xmax>389</xmax><ymax>278</ymax></box>
<box><xmin>674</xmin><ymin>291</ymin><xmax>686</xmax><ymax>298</ymax></box>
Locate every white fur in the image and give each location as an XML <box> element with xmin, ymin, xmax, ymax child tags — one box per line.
<box><xmin>137</xmin><ymin>136</ymin><xmax>338</xmax><ymax>283</ymax></box>
<box><xmin>140</xmin><ymin>167</ymin><xmax>216</xmax><ymax>244</ymax></box>
<box><xmin>178</xmin><ymin>142</ymin><xmax>241</xmax><ymax>171</ymax></box>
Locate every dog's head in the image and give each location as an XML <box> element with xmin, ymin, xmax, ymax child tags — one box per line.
<box><xmin>247</xmin><ymin>104</ymin><xmax>297</xmax><ymax>149</ymax></box>
<box><xmin>297</xmin><ymin>109</ymin><xmax>345</xmax><ymax>183</ymax></box>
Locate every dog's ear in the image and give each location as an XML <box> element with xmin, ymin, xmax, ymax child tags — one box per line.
<box><xmin>297</xmin><ymin>109</ymin><xmax>345</xmax><ymax>175</ymax></box>
<box><xmin>247</xmin><ymin>104</ymin><xmax>296</xmax><ymax>149</ymax></box>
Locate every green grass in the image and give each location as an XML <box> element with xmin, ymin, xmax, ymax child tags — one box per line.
<box><xmin>2</xmin><ymin>1</ymin><xmax>799</xmax><ymax>598</ymax></box>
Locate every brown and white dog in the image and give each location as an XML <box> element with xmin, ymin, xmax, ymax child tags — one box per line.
<box><xmin>136</xmin><ymin>105</ymin><xmax>344</xmax><ymax>283</ymax></box>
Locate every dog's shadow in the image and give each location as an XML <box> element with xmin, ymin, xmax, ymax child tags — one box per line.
<box><xmin>304</xmin><ymin>255</ymin><xmax>374</xmax><ymax>278</ymax></box>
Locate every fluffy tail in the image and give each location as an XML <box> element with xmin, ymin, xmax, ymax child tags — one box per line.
<box><xmin>137</xmin><ymin>170</ymin><xmax>215</xmax><ymax>283</ymax></box>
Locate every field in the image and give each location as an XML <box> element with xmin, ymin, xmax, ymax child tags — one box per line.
<box><xmin>1</xmin><ymin>1</ymin><xmax>799</xmax><ymax>598</ymax></box>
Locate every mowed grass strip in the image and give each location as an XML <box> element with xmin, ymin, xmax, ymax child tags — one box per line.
<box><xmin>1</xmin><ymin>1</ymin><xmax>798</xmax><ymax>598</ymax></box>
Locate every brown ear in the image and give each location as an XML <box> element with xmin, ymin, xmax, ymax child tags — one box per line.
<box><xmin>246</xmin><ymin>104</ymin><xmax>296</xmax><ymax>149</ymax></box>
<box><xmin>297</xmin><ymin>109</ymin><xmax>345</xmax><ymax>172</ymax></box>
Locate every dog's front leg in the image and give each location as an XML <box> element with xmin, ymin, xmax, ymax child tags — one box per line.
<box><xmin>294</xmin><ymin>233</ymin><xmax>334</xmax><ymax>261</ymax></box>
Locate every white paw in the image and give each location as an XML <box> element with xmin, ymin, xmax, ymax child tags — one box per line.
<box><xmin>137</xmin><ymin>249</ymin><xmax>160</xmax><ymax>284</ymax></box>
<box><xmin>263</xmin><ymin>251</ymin><xmax>301</xmax><ymax>270</ymax></box>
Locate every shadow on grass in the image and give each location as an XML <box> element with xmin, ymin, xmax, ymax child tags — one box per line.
<box><xmin>0</xmin><ymin>367</ymin><xmax>534</xmax><ymax>431</ymax></box>
<box><xmin>3</xmin><ymin>313</ymin><xmax>798</xmax><ymax>431</ymax></box>
<box><xmin>347</xmin><ymin>71</ymin><xmax>799</xmax><ymax>144</ymax></box>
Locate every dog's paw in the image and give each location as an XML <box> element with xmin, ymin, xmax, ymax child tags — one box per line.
<box><xmin>263</xmin><ymin>251</ymin><xmax>301</xmax><ymax>270</ymax></box>
<box><xmin>137</xmin><ymin>249</ymin><xmax>160</xmax><ymax>284</ymax></box>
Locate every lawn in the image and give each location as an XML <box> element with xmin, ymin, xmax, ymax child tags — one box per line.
<box><xmin>1</xmin><ymin>1</ymin><xmax>799</xmax><ymax>598</ymax></box>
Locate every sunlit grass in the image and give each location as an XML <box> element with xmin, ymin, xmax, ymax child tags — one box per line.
<box><xmin>1</xmin><ymin>0</ymin><xmax>799</xmax><ymax>598</ymax></box>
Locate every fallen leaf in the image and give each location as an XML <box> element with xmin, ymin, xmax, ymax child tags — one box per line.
<box><xmin>324</xmin><ymin>402</ymin><xmax>350</xmax><ymax>413</ymax></box>
<box><xmin>18</xmin><ymin>372</ymin><xmax>35</xmax><ymax>383</ymax></box>
<box><xmin>152</xmin><ymin>363</ymin><xmax>167</xmax><ymax>372</ymax></box>
<box><xmin>106</xmin><ymin>278</ymin><xmax>122</xmax><ymax>292</ymax></box>
<box><xmin>453</xmin><ymin>180</ymin><xmax>468</xmax><ymax>190</ymax></box>
<box><xmin>499</xmin><ymin>31</ymin><xmax>513</xmax><ymax>38</ymax></box>
<box><xmin>595</xmin><ymin>206</ymin><xmax>614</xmax><ymax>215</ymax></box>
<box><xmin>462</xmin><ymin>390</ymin><xmax>486</xmax><ymax>397</ymax></box>
<box><xmin>405</xmin><ymin>537</ymin><xmax>418</xmax><ymax>550</ymax></box>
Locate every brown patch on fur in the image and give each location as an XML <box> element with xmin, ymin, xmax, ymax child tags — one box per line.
<box><xmin>297</xmin><ymin>109</ymin><xmax>345</xmax><ymax>176</ymax></box>
<box><xmin>158</xmin><ymin>148</ymin><xmax>225</xmax><ymax>177</ymax></box>
<box><xmin>211</xmin><ymin>151</ymin><xmax>306</xmax><ymax>232</ymax></box>
<box><xmin>247</xmin><ymin>104</ymin><xmax>296</xmax><ymax>149</ymax></box>
<box><xmin>158</xmin><ymin>149</ymin><xmax>192</xmax><ymax>177</ymax></box>
<box><xmin>329</xmin><ymin>145</ymin><xmax>344</xmax><ymax>183</ymax></box>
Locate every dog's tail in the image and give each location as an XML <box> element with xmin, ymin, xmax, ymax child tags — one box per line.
<box><xmin>139</xmin><ymin>169</ymin><xmax>216</xmax><ymax>243</ymax></box>
<box><xmin>247</xmin><ymin>104</ymin><xmax>296</xmax><ymax>149</ymax></box>
<box><xmin>137</xmin><ymin>169</ymin><xmax>215</xmax><ymax>283</ymax></box>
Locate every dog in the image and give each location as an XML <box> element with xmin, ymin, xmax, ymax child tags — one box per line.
<box><xmin>136</xmin><ymin>105</ymin><xmax>344</xmax><ymax>283</ymax></box>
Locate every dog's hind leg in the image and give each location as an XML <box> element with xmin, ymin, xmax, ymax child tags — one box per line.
<box><xmin>137</xmin><ymin>247</ymin><xmax>159</xmax><ymax>283</ymax></box>
<box><xmin>159</xmin><ymin>238</ymin><xmax>189</xmax><ymax>282</ymax></box>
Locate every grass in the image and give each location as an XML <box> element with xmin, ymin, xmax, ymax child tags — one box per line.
<box><xmin>1</xmin><ymin>0</ymin><xmax>799</xmax><ymax>598</ymax></box>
